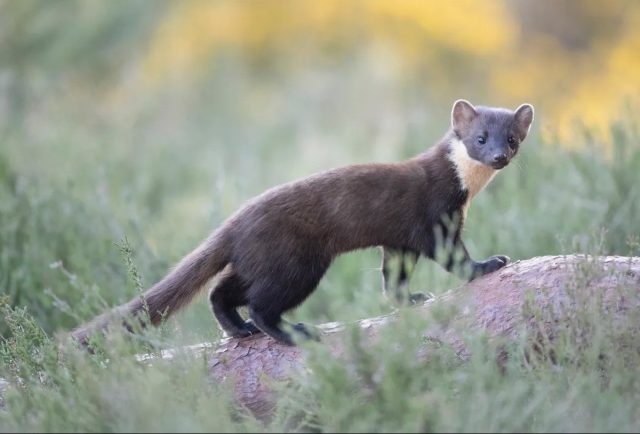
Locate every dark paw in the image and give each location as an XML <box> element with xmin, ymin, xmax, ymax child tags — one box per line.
<box><xmin>470</xmin><ymin>255</ymin><xmax>510</xmax><ymax>281</ymax></box>
<box><xmin>490</xmin><ymin>255</ymin><xmax>510</xmax><ymax>266</ymax></box>
<box><xmin>408</xmin><ymin>292</ymin><xmax>431</xmax><ymax>305</ymax></box>
<box><xmin>243</xmin><ymin>319</ymin><xmax>261</xmax><ymax>335</ymax></box>
<box><xmin>228</xmin><ymin>320</ymin><xmax>263</xmax><ymax>339</ymax></box>
<box><xmin>389</xmin><ymin>291</ymin><xmax>431</xmax><ymax>307</ymax></box>
<box><xmin>291</xmin><ymin>323</ymin><xmax>321</xmax><ymax>342</ymax></box>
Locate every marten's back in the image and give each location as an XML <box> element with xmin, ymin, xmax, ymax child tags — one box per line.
<box><xmin>222</xmin><ymin>140</ymin><xmax>465</xmax><ymax>265</ymax></box>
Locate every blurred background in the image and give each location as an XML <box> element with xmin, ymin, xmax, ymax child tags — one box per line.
<box><xmin>1</xmin><ymin>0</ymin><xmax>640</xmax><ymax>340</ymax></box>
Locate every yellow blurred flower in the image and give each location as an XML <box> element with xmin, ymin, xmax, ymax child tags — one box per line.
<box><xmin>143</xmin><ymin>0</ymin><xmax>640</xmax><ymax>147</ymax></box>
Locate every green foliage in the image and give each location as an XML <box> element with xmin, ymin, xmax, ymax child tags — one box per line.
<box><xmin>275</xmin><ymin>255</ymin><xmax>640</xmax><ymax>433</ymax></box>
<box><xmin>2</xmin><ymin>130</ymin><xmax>640</xmax><ymax>432</ymax></box>
<box><xmin>2</xmin><ymin>65</ymin><xmax>640</xmax><ymax>432</ymax></box>
<box><xmin>1</xmin><ymin>2</ymin><xmax>640</xmax><ymax>430</ymax></box>
<box><xmin>3</xmin><ymin>252</ymin><xmax>640</xmax><ymax>432</ymax></box>
<box><xmin>0</xmin><ymin>148</ymin><xmax>167</xmax><ymax>336</ymax></box>
<box><xmin>0</xmin><ymin>300</ymin><xmax>255</xmax><ymax>432</ymax></box>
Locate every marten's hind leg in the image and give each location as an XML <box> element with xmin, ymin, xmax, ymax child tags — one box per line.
<box><xmin>248</xmin><ymin>306</ymin><xmax>302</xmax><ymax>346</ymax></box>
<box><xmin>247</xmin><ymin>259</ymin><xmax>329</xmax><ymax>346</ymax></box>
<box><xmin>209</xmin><ymin>268</ymin><xmax>260</xmax><ymax>338</ymax></box>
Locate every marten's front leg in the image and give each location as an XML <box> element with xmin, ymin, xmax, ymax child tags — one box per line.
<box><xmin>381</xmin><ymin>247</ymin><xmax>428</xmax><ymax>305</ymax></box>
<box><xmin>443</xmin><ymin>236</ymin><xmax>509</xmax><ymax>281</ymax></box>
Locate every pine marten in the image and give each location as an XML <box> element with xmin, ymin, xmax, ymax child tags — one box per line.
<box><xmin>72</xmin><ymin>99</ymin><xmax>534</xmax><ymax>346</ymax></box>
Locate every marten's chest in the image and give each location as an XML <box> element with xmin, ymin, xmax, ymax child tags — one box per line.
<box><xmin>447</xmin><ymin>139</ymin><xmax>497</xmax><ymax>198</ymax></box>
<box><xmin>447</xmin><ymin>139</ymin><xmax>497</xmax><ymax>216</ymax></box>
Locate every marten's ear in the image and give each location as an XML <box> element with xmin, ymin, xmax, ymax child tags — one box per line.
<box><xmin>514</xmin><ymin>103</ymin><xmax>534</xmax><ymax>135</ymax></box>
<box><xmin>451</xmin><ymin>99</ymin><xmax>477</xmax><ymax>133</ymax></box>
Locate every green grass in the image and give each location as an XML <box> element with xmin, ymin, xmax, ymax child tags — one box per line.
<box><xmin>2</xmin><ymin>16</ymin><xmax>640</xmax><ymax>429</ymax></box>
<box><xmin>2</xmin><ymin>250</ymin><xmax>640</xmax><ymax>432</ymax></box>
<box><xmin>2</xmin><ymin>109</ymin><xmax>640</xmax><ymax>431</ymax></box>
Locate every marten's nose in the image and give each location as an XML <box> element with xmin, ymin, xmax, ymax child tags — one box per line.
<box><xmin>493</xmin><ymin>153</ymin><xmax>507</xmax><ymax>164</ymax></box>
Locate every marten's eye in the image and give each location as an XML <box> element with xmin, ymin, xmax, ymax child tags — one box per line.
<box><xmin>477</xmin><ymin>136</ymin><xmax>486</xmax><ymax>145</ymax></box>
<box><xmin>507</xmin><ymin>136</ymin><xmax>517</xmax><ymax>149</ymax></box>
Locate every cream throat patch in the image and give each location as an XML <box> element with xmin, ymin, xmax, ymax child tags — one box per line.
<box><xmin>447</xmin><ymin>139</ymin><xmax>497</xmax><ymax>200</ymax></box>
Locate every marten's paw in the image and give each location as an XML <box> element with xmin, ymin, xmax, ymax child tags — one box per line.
<box><xmin>490</xmin><ymin>255</ymin><xmax>510</xmax><ymax>266</ymax></box>
<box><xmin>290</xmin><ymin>323</ymin><xmax>321</xmax><ymax>343</ymax></box>
<box><xmin>471</xmin><ymin>255</ymin><xmax>510</xmax><ymax>280</ymax></box>
<box><xmin>408</xmin><ymin>292</ymin><xmax>432</xmax><ymax>305</ymax></box>
<box><xmin>229</xmin><ymin>320</ymin><xmax>263</xmax><ymax>339</ymax></box>
<box><xmin>242</xmin><ymin>319</ymin><xmax>261</xmax><ymax>336</ymax></box>
<box><xmin>482</xmin><ymin>255</ymin><xmax>510</xmax><ymax>273</ymax></box>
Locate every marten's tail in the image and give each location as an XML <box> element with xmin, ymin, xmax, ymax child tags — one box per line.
<box><xmin>71</xmin><ymin>231</ymin><xmax>230</xmax><ymax>345</ymax></box>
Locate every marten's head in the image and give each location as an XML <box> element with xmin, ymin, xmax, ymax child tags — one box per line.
<box><xmin>451</xmin><ymin>99</ymin><xmax>534</xmax><ymax>170</ymax></box>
